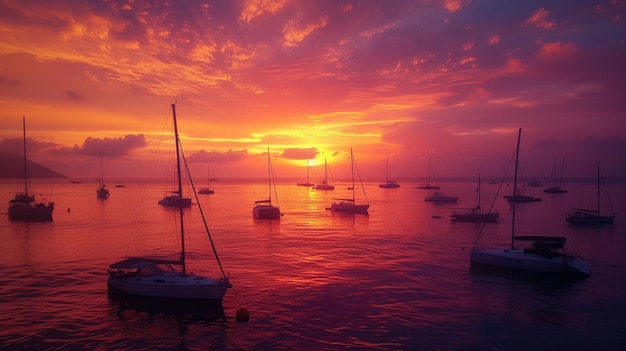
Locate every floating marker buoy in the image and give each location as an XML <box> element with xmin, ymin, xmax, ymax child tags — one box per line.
<box><xmin>236</xmin><ymin>307</ymin><xmax>250</xmax><ymax>322</ymax></box>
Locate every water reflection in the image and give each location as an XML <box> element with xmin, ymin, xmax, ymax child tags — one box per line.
<box><xmin>108</xmin><ymin>291</ymin><xmax>228</xmax><ymax>349</ymax></box>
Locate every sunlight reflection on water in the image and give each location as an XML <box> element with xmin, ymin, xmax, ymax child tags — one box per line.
<box><xmin>1</xmin><ymin>179</ymin><xmax>625</xmax><ymax>349</ymax></box>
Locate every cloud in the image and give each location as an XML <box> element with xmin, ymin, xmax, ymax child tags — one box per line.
<box><xmin>0</xmin><ymin>74</ymin><xmax>20</xmax><ymax>87</ymax></box>
<box><xmin>59</xmin><ymin>135</ymin><xmax>148</xmax><ymax>157</ymax></box>
<box><xmin>282</xmin><ymin>14</ymin><xmax>329</xmax><ymax>47</ymax></box>
<box><xmin>239</xmin><ymin>0</ymin><xmax>288</xmax><ymax>23</ymax></box>
<box><xmin>65</xmin><ymin>90</ymin><xmax>87</xmax><ymax>101</ymax></box>
<box><xmin>281</xmin><ymin>147</ymin><xmax>317</xmax><ymax>159</ymax></box>
<box><xmin>0</xmin><ymin>137</ymin><xmax>60</xmax><ymax>155</ymax></box>
<box><xmin>523</xmin><ymin>8</ymin><xmax>556</xmax><ymax>29</ymax></box>
<box><xmin>186</xmin><ymin>149</ymin><xmax>249</xmax><ymax>163</ymax></box>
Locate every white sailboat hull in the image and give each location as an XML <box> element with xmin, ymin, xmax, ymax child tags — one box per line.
<box><xmin>470</xmin><ymin>248</ymin><xmax>591</xmax><ymax>277</ymax></box>
<box><xmin>107</xmin><ymin>273</ymin><xmax>232</xmax><ymax>300</ymax></box>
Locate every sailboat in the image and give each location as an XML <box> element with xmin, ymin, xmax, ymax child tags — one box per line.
<box><xmin>379</xmin><ymin>153</ymin><xmax>400</xmax><ymax>188</ymax></box>
<box><xmin>107</xmin><ymin>103</ymin><xmax>232</xmax><ymax>300</ymax></box>
<box><xmin>314</xmin><ymin>158</ymin><xmax>335</xmax><ymax>190</ymax></box>
<box><xmin>425</xmin><ymin>191</ymin><xmax>458</xmax><ymax>203</ymax></box>
<box><xmin>297</xmin><ymin>160</ymin><xmax>315</xmax><ymax>186</ymax></box>
<box><xmin>544</xmin><ymin>160</ymin><xmax>567</xmax><ymax>193</ymax></box>
<box><xmin>328</xmin><ymin>148</ymin><xmax>369</xmax><ymax>215</ymax></box>
<box><xmin>470</xmin><ymin>128</ymin><xmax>591</xmax><ymax>278</ymax></box>
<box><xmin>198</xmin><ymin>166</ymin><xmax>214</xmax><ymax>194</ymax></box>
<box><xmin>96</xmin><ymin>154</ymin><xmax>110</xmax><ymax>199</ymax></box>
<box><xmin>451</xmin><ymin>174</ymin><xmax>499</xmax><ymax>222</ymax></box>
<box><xmin>566</xmin><ymin>162</ymin><xmax>615</xmax><ymax>225</ymax></box>
<box><xmin>253</xmin><ymin>146</ymin><xmax>281</xmax><ymax>220</ymax></box>
<box><xmin>414</xmin><ymin>154</ymin><xmax>440</xmax><ymax>189</ymax></box>
<box><xmin>8</xmin><ymin>117</ymin><xmax>55</xmax><ymax>221</ymax></box>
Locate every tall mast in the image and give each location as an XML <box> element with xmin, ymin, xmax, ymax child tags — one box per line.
<box><xmin>100</xmin><ymin>153</ymin><xmax>104</xmax><ymax>186</ymax></box>
<box><xmin>267</xmin><ymin>146</ymin><xmax>271</xmax><ymax>203</ymax></box>
<box><xmin>171</xmin><ymin>103</ymin><xmax>186</xmax><ymax>275</ymax></box>
<box><xmin>478</xmin><ymin>173</ymin><xmax>481</xmax><ymax>211</ymax></box>
<box><xmin>22</xmin><ymin>117</ymin><xmax>28</xmax><ymax>196</ymax></box>
<box><xmin>511</xmin><ymin>128</ymin><xmax>522</xmax><ymax>249</ymax></box>
<box><xmin>597</xmin><ymin>162</ymin><xmax>600</xmax><ymax>214</ymax></box>
<box><xmin>559</xmin><ymin>159</ymin><xmax>565</xmax><ymax>187</ymax></box>
<box><xmin>324</xmin><ymin>158</ymin><xmax>328</xmax><ymax>183</ymax></box>
<box><xmin>386</xmin><ymin>153</ymin><xmax>389</xmax><ymax>182</ymax></box>
<box><xmin>428</xmin><ymin>154</ymin><xmax>430</xmax><ymax>185</ymax></box>
<box><xmin>351</xmin><ymin>148</ymin><xmax>355</xmax><ymax>200</ymax></box>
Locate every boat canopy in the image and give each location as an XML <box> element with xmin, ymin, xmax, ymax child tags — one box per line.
<box><xmin>109</xmin><ymin>257</ymin><xmax>182</xmax><ymax>269</ymax></box>
<box><xmin>332</xmin><ymin>198</ymin><xmax>355</xmax><ymax>202</ymax></box>
<box><xmin>571</xmin><ymin>208</ymin><xmax>599</xmax><ymax>214</ymax></box>
<box><xmin>514</xmin><ymin>236</ymin><xmax>566</xmax><ymax>243</ymax></box>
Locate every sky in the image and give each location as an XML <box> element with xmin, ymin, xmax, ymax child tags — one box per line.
<box><xmin>0</xmin><ymin>0</ymin><xmax>625</xmax><ymax>181</ymax></box>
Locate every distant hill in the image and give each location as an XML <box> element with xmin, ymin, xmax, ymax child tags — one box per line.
<box><xmin>0</xmin><ymin>152</ymin><xmax>68</xmax><ymax>178</ymax></box>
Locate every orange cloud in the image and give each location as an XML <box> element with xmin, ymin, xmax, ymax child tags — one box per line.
<box><xmin>537</xmin><ymin>42</ymin><xmax>579</xmax><ymax>61</ymax></box>
<box><xmin>282</xmin><ymin>15</ymin><xmax>329</xmax><ymax>47</ymax></box>
<box><xmin>239</xmin><ymin>0</ymin><xmax>288</xmax><ymax>23</ymax></box>
<box><xmin>523</xmin><ymin>8</ymin><xmax>556</xmax><ymax>29</ymax></box>
<box><xmin>443</xmin><ymin>0</ymin><xmax>466</xmax><ymax>13</ymax></box>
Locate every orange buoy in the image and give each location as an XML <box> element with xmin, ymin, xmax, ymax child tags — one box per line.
<box><xmin>236</xmin><ymin>307</ymin><xmax>250</xmax><ymax>322</ymax></box>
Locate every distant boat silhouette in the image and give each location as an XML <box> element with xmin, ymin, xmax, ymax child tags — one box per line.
<box><xmin>314</xmin><ymin>158</ymin><xmax>335</xmax><ymax>190</ymax></box>
<box><xmin>414</xmin><ymin>154</ymin><xmax>440</xmax><ymax>189</ymax></box>
<box><xmin>198</xmin><ymin>166</ymin><xmax>214</xmax><ymax>194</ymax></box>
<box><xmin>96</xmin><ymin>154</ymin><xmax>110</xmax><ymax>199</ymax></box>
<box><xmin>566</xmin><ymin>162</ymin><xmax>615</xmax><ymax>226</ymax></box>
<box><xmin>543</xmin><ymin>160</ymin><xmax>567</xmax><ymax>194</ymax></box>
<box><xmin>379</xmin><ymin>153</ymin><xmax>400</xmax><ymax>188</ymax></box>
<box><xmin>328</xmin><ymin>148</ymin><xmax>369</xmax><ymax>215</ymax></box>
<box><xmin>297</xmin><ymin>160</ymin><xmax>315</xmax><ymax>187</ymax></box>
<box><xmin>450</xmin><ymin>174</ymin><xmax>499</xmax><ymax>222</ymax></box>
<box><xmin>253</xmin><ymin>146</ymin><xmax>281</xmax><ymax>220</ymax></box>
<box><xmin>425</xmin><ymin>191</ymin><xmax>458</xmax><ymax>203</ymax></box>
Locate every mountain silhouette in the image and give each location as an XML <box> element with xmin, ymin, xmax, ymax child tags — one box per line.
<box><xmin>0</xmin><ymin>152</ymin><xmax>68</xmax><ymax>178</ymax></box>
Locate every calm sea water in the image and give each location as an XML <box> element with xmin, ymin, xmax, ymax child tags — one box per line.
<box><xmin>1</xmin><ymin>178</ymin><xmax>625</xmax><ymax>350</ymax></box>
